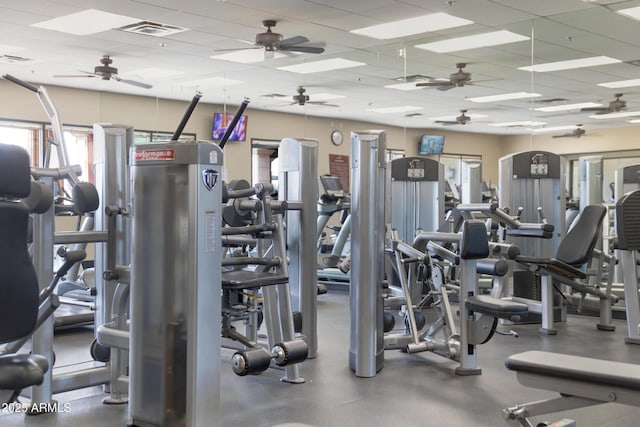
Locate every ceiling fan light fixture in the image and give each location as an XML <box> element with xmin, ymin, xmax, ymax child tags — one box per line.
<box><xmin>415</xmin><ymin>30</ymin><xmax>529</xmax><ymax>53</ymax></box>
<box><xmin>351</xmin><ymin>13</ymin><xmax>473</xmax><ymax>40</ymax></box>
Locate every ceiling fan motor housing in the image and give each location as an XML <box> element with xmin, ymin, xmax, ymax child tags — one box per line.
<box><xmin>94</xmin><ymin>64</ymin><xmax>118</xmax><ymax>79</ymax></box>
<box><xmin>255</xmin><ymin>30</ymin><xmax>283</xmax><ymax>49</ymax></box>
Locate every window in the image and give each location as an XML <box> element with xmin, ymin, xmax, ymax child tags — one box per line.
<box><xmin>0</xmin><ymin>120</ymin><xmax>42</xmax><ymax>166</ymax></box>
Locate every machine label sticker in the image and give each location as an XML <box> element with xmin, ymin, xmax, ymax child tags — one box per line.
<box><xmin>205</xmin><ymin>212</ymin><xmax>217</xmax><ymax>253</ymax></box>
<box><xmin>133</xmin><ymin>149</ymin><xmax>175</xmax><ymax>161</ymax></box>
<box><xmin>202</xmin><ymin>169</ymin><xmax>219</xmax><ymax>191</ymax></box>
<box><xmin>209</xmin><ymin>150</ymin><xmax>218</xmax><ymax>164</ymax></box>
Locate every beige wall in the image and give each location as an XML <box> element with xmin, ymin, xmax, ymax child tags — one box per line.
<box><xmin>2</xmin><ymin>80</ymin><xmax>639</xmax><ymax>185</ymax></box>
<box><xmin>0</xmin><ymin>80</ymin><xmax>504</xmax><ymax>182</ymax></box>
<box><xmin>500</xmin><ymin>127</ymin><xmax>640</xmax><ymax>159</ymax></box>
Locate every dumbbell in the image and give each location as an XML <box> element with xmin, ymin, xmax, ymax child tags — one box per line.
<box><xmin>231</xmin><ymin>339</ymin><xmax>308</xmax><ymax>376</ymax></box>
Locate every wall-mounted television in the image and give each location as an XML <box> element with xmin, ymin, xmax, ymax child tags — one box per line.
<box><xmin>212</xmin><ymin>112</ymin><xmax>247</xmax><ymax>141</ymax></box>
<box><xmin>419</xmin><ymin>135</ymin><xmax>444</xmax><ymax>155</ymax></box>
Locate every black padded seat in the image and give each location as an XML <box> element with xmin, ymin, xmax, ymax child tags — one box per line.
<box><xmin>514</xmin><ymin>256</ymin><xmax>586</xmax><ymax>279</ymax></box>
<box><xmin>0</xmin><ymin>354</ymin><xmax>47</xmax><ymax>391</ymax></box>
<box><xmin>505</xmin><ymin>350</ymin><xmax>640</xmax><ymax>392</ymax></box>
<box><xmin>466</xmin><ymin>295</ymin><xmax>528</xmax><ymax>320</ymax></box>
<box><xmin>222</xmin><ymin>270</ymin><xmax>289</xmax><ymax>290</ymax></box>
<box><xmin>515</xmin><ymin>204</ymin><xmax>606</xmax><ymax>279</ymax></box>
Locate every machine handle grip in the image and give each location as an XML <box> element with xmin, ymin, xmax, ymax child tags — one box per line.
<box><xmin>219</xmin><ymin>98</ymin><xmax>250</xmax><ymax>149</ymax></box>
<box><xmin>3</xmin><ymin>74</ymin><xmax>39</xmax><ymax>93</ymax></box>
<box><xmin>171</xmin><ymin>91</ymin><xmax>202</xmax><ymax>141</ymax></box>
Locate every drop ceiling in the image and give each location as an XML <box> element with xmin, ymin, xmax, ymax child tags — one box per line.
<box><xmin>2</xmin><ymin>0</ymin><xmax>640</xmax><ymax>135</ymax></box>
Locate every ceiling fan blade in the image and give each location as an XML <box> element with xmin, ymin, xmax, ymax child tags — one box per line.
<box><xmin>581</xmin><ymin>107</ymin><xmax>609</xmax><ymax>112</ymax></box>
<box><xmin>416</xmin><ymin>81</ymin><xmax>450</xmax><ymax>87</ymax></box>
<box><xmin>435</xmin><ymin>120</ymin><xmax>459</xmax><ymax>125</ymax></box>
<box><xmin>436</xmin><ymin>84</ymin><xmax>456</xmax><ymax>91</ymax></box>
<box><xmin>113</xmin><ymin>76</ymin><xmax>152</xmax><ymax>89</ymax></box>
<box><xmin>54</xmin><ymin>69</ymin><xmax>98</xmax><ymax>78</ymax></box>
<box><xmin>281</xmin><ymin>45</ymin><xmax>325</xmax><ymax>54</ymax></box>
<box><xmin>307</xmin><ymin>101</ymin><xmax>339</xmax><ymax>107</ymax></box>
<box><xmin>278</xmin><ymin>36</ymin><xmax>309</xmax><ymax>47</ymax></box>
<box><xmin>54</xmin><ymin>74</ymin><xmax>97</xmax><ymax>78</ymax></box>
<box><xmin>213</xmin><ymin>46</ymin><xmax>261</xmax><ymax>52</ymax></box>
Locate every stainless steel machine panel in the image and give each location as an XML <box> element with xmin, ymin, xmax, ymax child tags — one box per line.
<box><xmin>129</xmin><ymin>141</ymin><xmax>222</xmax><ymax>427</ymax></box>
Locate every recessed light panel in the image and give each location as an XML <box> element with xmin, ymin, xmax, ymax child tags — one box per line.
<box><xmin>467</xmin><ymin>92</ymin><xmax>541</xmax><ymax>103</ymax></box>
<box><xmin>533</xmin><ymin>102</ymin><xmax>602</xmax><ymax>112</ymax></box>
<box><xmin>0</xmin><ymin>44</ymin><xmax>24</xmax><ymax>53</ymax></box>
<box><xmin>311</xmin><ymin>93</ymin><xmax>346</xmax><ymax>101</ymax></box>
<box><xmin>384</xmin><ymin>82</ymin><xmax>426</xmax><ymax>91</ymax></box>
<box><xmin>369</xmin><ymin>106</ymin><xmax>423</xmax><ymax>114</ymax></box>
<box><xmin>351</xmin><ymin>13</ymin><xmax>473</xmax><ymax>40</ymax></box>
<box><xmin>590</xmin><ymin>111</ymin><xmax>640</xmax><ymax>119</ymax></box>
<box><xmin>488</xmin><ymin>121</ymin><xmax>546</xmax><ymax>127</ymax></box>
<box><xmin>31</xmin><ymin>9</ymin><xmax>140</xmax><ymax>35</ymax></box>
<box><xmin>531</xmin><ymin>125</ymin><xmax>581</xmax><ymax>133</ymax></box>
<box><xmin>617</xmin><ymin>6</ymin><xmax>640</xmax><ymax>21</ymax></box>
<box><xmin>278</xmin><ymin>58</ymin><xmax>365</xmax><ymax>74</ymax></box>
<box><xmin>519</xmin><ymin>56</ymin><xmax>621</xmax><ymax>72</ymax></box>
<box><xmin>415</xmin><ymin>30</ymin><xmax>529</xmax><ymax>53</ymax></box>
<box><xmin>179</xmin><ymin>76</ymin><xmax>243</xmax><ymax>88</ymax></box>
<box><xmin>598</xmin><ymin>78</ymin><xmax>640</xmax><ymax>89</ymax></box>
<box><xmin>211</xmin><ymin>50</ymin><xmax>287</xmax><ymax>64</ymax></box>
<box><xmin>124</xmin><ymin>68</ymin><xmax>184</xmax><ymax>79</ymax></box>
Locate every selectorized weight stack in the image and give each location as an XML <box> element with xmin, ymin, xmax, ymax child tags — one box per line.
<box><xmin>388</xmin><ymin>157</ymin><xmax>444</xmax><ymax>243</ymax></box>
<box><xmin>499</xmin><ymin>151</ymin><xmax>567</xmax><ymax>330</ymax></box>
<box><xmin>129</xmin><ymin>141</ymin><xmax>223</xmax><ymax>427</ymax></box>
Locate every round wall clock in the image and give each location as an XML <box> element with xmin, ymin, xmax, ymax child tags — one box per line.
<box><xmin>331</xmin><ymin>130</ymin><xmax>344</xmax><ymax>146</ymax></box>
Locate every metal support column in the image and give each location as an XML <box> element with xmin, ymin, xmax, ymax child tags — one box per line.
<box><xmin>349</xmin><ymin>130</ymin><xmax>386</xmax><ymax>377</ymax></box>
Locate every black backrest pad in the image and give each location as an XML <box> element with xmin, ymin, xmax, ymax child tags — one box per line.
<box><xmin>0</xmin><ymin>144</ymin><xmax>31</xmax><ymax>198</ymax></box>
<box><xmin>460</xmin><ymin>220</ymin><xmax>490</xmax><ymax>259</ymax></box>
<box><xmin>616</xmin><ymin>190</ymin><xmax>640</xmax><ymax>251</ymax></box>
<box><xmin>556</xmin><ymin>204</ymin><xmax>606</xmax><ymax>266</ymax></box>
<box><xmin>0</xmin><ymin>202</ymin><xmax>39</xmax><ymax>343</ymax></box>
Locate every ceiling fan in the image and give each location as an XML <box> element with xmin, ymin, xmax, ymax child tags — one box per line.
<box><xmin>581</xmin><ymin>93</ymin><xmax>626</xmax><ymax>114</ymax></box>
<box><xmin>552</xmin><ymin>125</ymin><xmax>587</xmax><ymax>139</ymax></box>
<box><xmin>215</xmin><ymin>20</ymin><xmax>325</xmax><ymax>58</ymax></box>
<box><xmin>290</xmin><ymin>86</ymin><xmax>339</xmax><ymax>107</ymax></box>
<box><xmin>54</xmin><ymin>55</ymin><xmax>152</xmax><ymax>89</ymax></box>
<box><xmin>416</xmin><ymin>63</ymin><xmax>473</xmax><ymax>91</ymax></box>
<box><xmin>435</xmin><ymin>110</ymin><xmax>472</xmax><ymax>125</ymax></box>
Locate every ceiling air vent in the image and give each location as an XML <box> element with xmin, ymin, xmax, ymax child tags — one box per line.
<box><xmin>118</xmin><ymin>21</ymin><xmax>188</xmax><ymax>37</ymax></box>
<box><xmin>0</xmin><ymin>54</ymin><xmax>35</xmax><ymax>64</ymax></box>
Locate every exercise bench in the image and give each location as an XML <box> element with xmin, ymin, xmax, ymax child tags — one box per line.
<box><xmin>502</xmin><ymin>350</ymin><xmax>640</xmax><ymax>426</ymax></box>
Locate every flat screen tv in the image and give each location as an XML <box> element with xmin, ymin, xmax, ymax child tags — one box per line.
<box><xmin>419</xmin><ymin>135</ymin><xmax>444</xmax><ymax>155</ymax></box>
<box><xmin>212</xmin><ymin>112</ymin><xmax>247</xmax><ymax>141</ymax></box>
